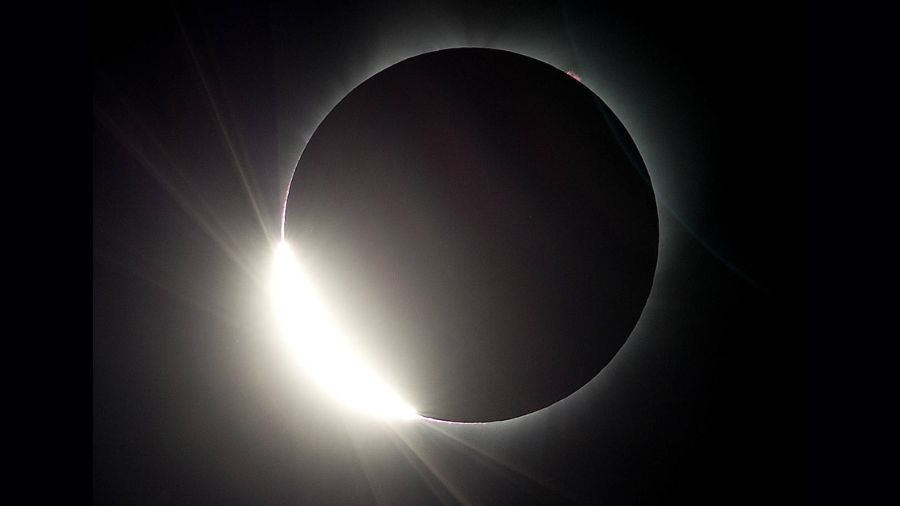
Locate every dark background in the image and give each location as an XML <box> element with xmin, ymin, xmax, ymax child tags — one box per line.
<box><xmin>93</xmin><ymin>1</ymin><xmax>806</xmax><ymax>504</ymax></box>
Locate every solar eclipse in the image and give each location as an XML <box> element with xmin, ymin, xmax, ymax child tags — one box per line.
<box><xmin>276</xmin><ymin>48</ymin><xmax>658</xmax><ymax>423</ymax></box>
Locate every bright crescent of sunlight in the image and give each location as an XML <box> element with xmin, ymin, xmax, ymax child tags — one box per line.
<box><xmin>270</xmin><ymin>241</ymin><xmax>419</xmax><ymax>420</ymax></box>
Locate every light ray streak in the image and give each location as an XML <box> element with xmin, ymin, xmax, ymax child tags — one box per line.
<box><xmin>420</xmin><ymin>421</ymin><xmax>580</xmax><ymax>504</ymax></box>
<box><xmin>384</xmin><ymin>424</ymin><xmax>470</xmax><ymax>505</ymax></box>
<box><xmin>342</xmin><ymin>425</ymin><xmax>388</xmax><ymax>506</ymax></box>
<box><xmin>107</xmin><ymin>85</ymin><xmax>259</xmax><ymax>262</ymax></box>
<box><xmin>95</xmin><ymin>109</ymin><xmax>259</xmax><ymax>280</ymax></box>
<box><xmin>174</xmin><ymin>10</ymin><xmax>275</xmax><ymax>244</ymax></box>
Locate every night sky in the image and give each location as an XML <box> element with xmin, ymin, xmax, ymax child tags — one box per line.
<box><xmin>93</xmin><ymin>1</ymin><xmax>806</xmax><ymax>504</ymax></box>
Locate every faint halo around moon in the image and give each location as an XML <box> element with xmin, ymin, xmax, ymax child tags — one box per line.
<box><xmin>282</xmin><ymin>48</ymin><xmax>658</xmax><ymax>423</ymax></box>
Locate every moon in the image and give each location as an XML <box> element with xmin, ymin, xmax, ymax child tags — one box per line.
<box><xmin>276</xmin><ymin>48</ymin><xmax>658</xmax><ymax>423</ymax></box>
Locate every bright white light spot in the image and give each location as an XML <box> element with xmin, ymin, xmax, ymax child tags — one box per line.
<box><xmin>270</xmin><ymin>241</ymin><xmax>419</xmax><ymax>421</ymax></box>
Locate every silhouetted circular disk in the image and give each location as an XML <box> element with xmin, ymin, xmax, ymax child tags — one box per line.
<box><xmin>283</xmin><ymin>48</ymin><xmax>658</xmax><ymax>422</ymax></box>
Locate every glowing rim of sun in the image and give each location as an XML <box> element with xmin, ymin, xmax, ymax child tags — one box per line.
<box><xmin>270</xmin><ymin>240</ymin><xmax>421</xmax><ymax>421</ymax></box>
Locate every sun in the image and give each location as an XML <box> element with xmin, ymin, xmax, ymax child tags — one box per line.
<box><xmin>270</xmin><ymin>240</ymin><xmax>419</xmax><ymax>420</ymax></box>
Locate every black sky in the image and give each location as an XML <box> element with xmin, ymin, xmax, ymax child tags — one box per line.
<box><xmin>93</xmin><ymin>1</ymin><xmax>806</xmax><ymax>504</ymax></box>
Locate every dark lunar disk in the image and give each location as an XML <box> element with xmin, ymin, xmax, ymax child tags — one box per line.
<box><xmin>283</xmin><ymin>48</ymin><xmax>658</xmax><ymax>422</ymax></box>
